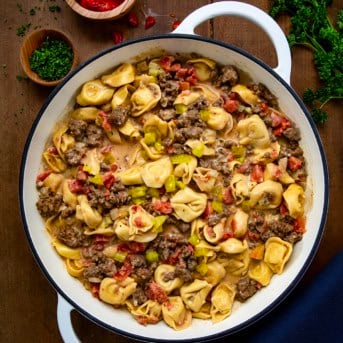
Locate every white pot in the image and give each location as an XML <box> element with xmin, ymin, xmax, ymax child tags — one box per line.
<box><xmin>20</xmin><ymin>2</ymin><xmax>329</xmax><ymax>342</ymax></box>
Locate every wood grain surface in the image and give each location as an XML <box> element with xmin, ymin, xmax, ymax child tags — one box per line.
<box><xmin>0</xmin><ymin>1</ymin><xmax>342</xmax><ymax>342</ymax></box>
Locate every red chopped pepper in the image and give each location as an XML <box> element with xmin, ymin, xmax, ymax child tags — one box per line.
<box><xmin>223</xmin><ymin>187</ymin><xmax>234</xmax><ymax>205</ymax></box>
<box><xmin>36</xmin><ymin>170</ymin><xmax>52</xmax><ymax>183</ymax></box>
<box><xmin>152</xmin><ymin>200</ymin><xmax>173</xmax><ymax>214</ymax></box>
<box><xmin>114</xmin><ymin>260</ymin><xmax>132</xmax><ymax>281</ymax></box>
<box><xmin>103</xmin><ymin>172</ymin><xmax>115</xmax><ymax>189</ymax></box>
<box><xmin>128</xmin><ymin>12</ymin><xmax>139</xmax><ymax>27</ymax></box>
<box><xmin>224</xmin><ymin>99</ymin><xmax>240</xmax><ymax>113</ymax></box>
<box><xmin>279</xmin><ymin>202</ymin><xmax>289</xmax><ymax>216</ymax></box>
<box><xmin>94</xmin><ymin>234</ymin><xmax>111</xmax><ymax>244</ymax></box>
<box><xmin>260</xmin><ymin>102</ymin><xmax>269</xmax><ymax>113</ymax></box>
<box><xmin>145</xmin><ymin>15</ymin><xmax>156</xmax><ymax>29</ymax></box>
<box><xmin>294</xmin><ymin>217</ymin><xmax>306</xmax><ymax>234</ymax></box>
<box><xmin>202</xmin><ymin>201</ymin><xmax>213</xmax><ymax>219</ymax></box>
<box><xmin>79</xmin><ymin>0</ymin><xmax>124</xmax><ymax>12</ymax></box>
<box><xmin>250</xmin><ymin>164</ymin><xmax>264</xmax><ymax>183</ymax></box>
<box><xmin>98</xmin><ymin>111</ymin><xmax>112</xmax><ymax>131</ymax></box>
<box><xmin>179</xmin><ymin>81</ymin><xmax>190</xmax><ymax>90</ymax></box>
<box><xmin>90</xmin><ymin>283</ymin><xmax>100</xmax><ymax>298</ymax></box>
<box><xmin>68</xmin><ymin>179</ymin><xmax>85</xmax><ymax>193</ymax></box>
<box><xmin>272</xmin><ymin>116</ymin><xmax>291</xmax><ymax>136</ymax></box>
<box><xmin>160</xmin><ymin>55</ymin><xmax>175</xmax><ymax>71</ymax></box>
<box><xmin>117</xmin><ymin>242</ymin><xmax>146</xmax><ymax>254</ymax></box>
<box><xmin>288</xmin><ymin>156</ymin><xmax>303</xmax><ymax>171</ymax></box>
<box><xmin>146</xmin><ymin>282</ymin><xmax>168</xmax><ymax>303</ymax></box>
<box><xmin>112</xmin><ymin>31</ymin><xmax>124</xmax><ymax>44</ymax></box>
<box><xmin>171</xmin><ymin>20</ymin><xmax>181</xmax><ymax>30</ymax></box>
<box><xmin>134</xmin><ymin>216</ymin><xmax>144</xmax><ymax>228</ymax></box>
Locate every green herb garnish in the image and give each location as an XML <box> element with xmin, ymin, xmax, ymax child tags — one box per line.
<box><xmin>269</xmin><ymin>0</ymin><xmax>343</xmax><ymax>124</ymax></box>
<box><xmin>16</xmin><ymin>23</ymin><xmax>31</xmax><ymax>37</ymax></box>
<box><xmin>29</xmin><ymin>36</ymin><xmax>73</xmax><ymax>81</ymax></box>
<box><xmin>49</xmin><ymin>5</ymin><xmax>61</xmax><ymax>13</ymax></box>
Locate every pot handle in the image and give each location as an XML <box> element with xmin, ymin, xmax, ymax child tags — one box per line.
<box><xmin>57</xmin><ymin>294</ymin><xmax>80</xmax><ymax>343</ymax></box>
<box><xmin>173</xmin><ymin>1</ymin><xmax>291</xmax><ymax>84</ymax></box>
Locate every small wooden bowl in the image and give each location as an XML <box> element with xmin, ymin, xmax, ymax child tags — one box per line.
<box><xmin>65</xmin><ymin>0</ymin><xmax>136</xmax><ymax>21</ymax></box>
<box><xmin>20</xmin><ymin>29</ymin><xmax>78</xmax><ymax>87</ymax></box>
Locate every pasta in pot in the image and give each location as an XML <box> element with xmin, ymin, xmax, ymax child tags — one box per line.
<box><xmin>35</xmin><ymin>53</ymin><xmax>309</xmax><ymax>330</ymax></box>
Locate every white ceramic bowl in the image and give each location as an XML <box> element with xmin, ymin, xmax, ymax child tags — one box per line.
<box><xmin>20</xmin><ymin>2</ymin><xmax>329</xmax><ymax>342</ymax></box>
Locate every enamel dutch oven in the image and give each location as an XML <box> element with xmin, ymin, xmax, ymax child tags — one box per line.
<box><xmin>19</xmin><ymin>2</ymin><xmax>329</xmax><ymax>342</ymax></box>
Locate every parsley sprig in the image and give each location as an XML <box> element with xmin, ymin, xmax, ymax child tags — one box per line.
<box><xmin>270</xmin><ymin>0</ymin><xmax>343</xmax><ymax>124</ymax></box>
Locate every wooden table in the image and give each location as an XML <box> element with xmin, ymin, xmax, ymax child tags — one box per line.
<box><xmin>1</xmin><ymin>1</ymin><xmax>342</xmax><ymax>342</ymax></box>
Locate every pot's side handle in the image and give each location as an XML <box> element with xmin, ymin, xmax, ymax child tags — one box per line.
<box><xmin>173</xmin><ymin>1</ymin><xmax>291</xmax><ymax>84</ymax></box>
<box><xmin>57</xmin><ymin>294</ymin><xmax>80</xmax><ymax>343</ymax></box>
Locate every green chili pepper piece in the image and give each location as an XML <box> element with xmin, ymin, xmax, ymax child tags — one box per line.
<box><xmin>165</xmin><ymin>175</ymin><xmax>176</xmax><ymax>193</ymax></box>
<box><xmin>145</xmin><ymin>250</ymin><xmax>159</xmax><ymax>263</ymax></box>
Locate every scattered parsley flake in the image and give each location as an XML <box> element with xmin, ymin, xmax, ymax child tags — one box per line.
<box><xmin>16</xmin><ymin>23</ymin><xmax>31</xmax><ymax>37</ymax></box>
<box><xmin>49</xmin><ymin>5</ymin><xmax>61</xmax><ymax>13</ymax></box>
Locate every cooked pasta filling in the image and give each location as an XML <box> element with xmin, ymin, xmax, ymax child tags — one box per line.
<box><xmin>35</xmin><ymin>53</ymin><xmax>308</xmax><ymax>330</ymax></box>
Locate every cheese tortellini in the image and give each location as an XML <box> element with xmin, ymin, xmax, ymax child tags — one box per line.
<box><xmin>170</xmin><ymin>187</ymin><xmax>207</xmax><ymax>222</ymax></box>
<box><xmin>237</xmin><ymin>114</ymin><xmax>270</xmax><ymax>148</ymax></box>
<box><xmin>99</xmin><ymin>277</ymin><xmax>137</xmax><ymax>305</ymax></box>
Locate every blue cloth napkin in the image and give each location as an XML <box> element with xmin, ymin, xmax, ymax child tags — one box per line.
<box><xmin>217</xmin><ymin>250</ymin><xmax>343</xmax><ymax>343</ymax></box>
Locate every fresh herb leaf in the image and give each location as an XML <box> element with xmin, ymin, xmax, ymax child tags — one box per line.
<box><xmin>270</xmin><ymin>0</ymin><xmax>343</xmax><ymax>124</ymax></box>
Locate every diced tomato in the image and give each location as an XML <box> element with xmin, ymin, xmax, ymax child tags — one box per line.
<box><xmin>77</xmin><ymin>168</ymin><xmax>88</xmax><ymax>181</ymax></box>
<box><xmin>185</xmin><ymin>74</ymin><xmax>198</xmax><ymax>85</ymax></box>
<box><xmin>288</xmin><ymin>156</ymin><xmax>303</xmax><ymax>171</ymax></box>
<box><xmin>90</xmin><ymin>283</ymin><xmax>100</xmax><ymax>299</ymax></box>
<box><xmin>247</xmin><ymin>230</ymin><xmax>260</xmax><ymax>241</ymax></box>
<box><xmin>128</xmin><ymin>12</ymin><xmax>139</xmax><ymax>27</ymax></box>
<box><xmin>134</xmin><ymin>216</ymin><xmax>144</xmax><ymax>228</ymax></box>
<box><xmin>170</xmin><ymin>63</ymin><xmax>181</xmax><ymax>72</ymax></box>
<box><xmin>36</xmin><ymin>170</ymin><xmax>52</xmax><ymax>182</ymax></box>
<box><xmin>222</xmin><ymin>230</ymin><xmax>234</xmax><ymax>241</ymax></box>
<box><xmin>68</xmin><ymin>179</ymin><xmax>85</xmax><ymax>193</ymax></box>
<box><xmin>202</xmin><ymin>202</ymin><xmax>213</xmax><ymax>219</ymax></box>
<box><xmin>270</xmin><ymin>111</ymin><xmax>283</xmax><ymax>128</ymax></box>
<box><xmin>223</xmin><ymin>187</ymin><xmax>234</xmax><ymax>205</ymax></box>
<box><xmin>114</xmin><ymin>260</ymin><xmax>133</xmax><ymax>281</ymax></box>
<box><xmin>227</xmin><ymin>152</ymin><xmax>234</xmax><ymax>162</ymax></box>
<box><xmin>94</xmin><ymin>234</ymin><xmax>111</xmax><ymax>244</ymax></box>
<box><xmin>179</xmin><ymin>81</ymin><xmax>190</xmax><ymax>90</ymax></box>
<box><xmin>171</xmin><ymin>20</ymin><xmax>181</xmax><ymax>30</ymax></box>
<box><xmin>145</xmin><ymin>15</ymin><xmax>156</xmax><ymax>29</ymax></box>
<box><xmin>166</xmin><ymin>248</ymin><xmax>182</xmax><ymax>265</ymax></box>
<box><xmin>231</xmin><ymin>218</ymin><xmax>237</xmax><ymax>231</ymax></box>
<box><xmin>47</xmin><ymin>146</ymin><xmax>58</xmax><ymax>155</ymax></box>
<box><xmin>103</xmin><ymin>172</ymin><xmax>115</xmax><ymax>189</ymax></box>
<box><xmin>273</xmin><ymin>167</ymin><xmax>283</xmax><ymax>179</ymax></box>
<box><xmin>279</xmin><ymin>202</ymin><xmax>289</xmax><ymax>216</ymax></box>
<box><xmin>294</xmin><ymin>217</ymin><xmax>306</xmax><ymax>234</ymax></box>
<box><xmin>224</xmin><ymin>99</ymin><xmax>240</xmax><ymax>113</ymax></box>
<box><xmin>272</xmin><ymin>116</ymin><xmax>291</xmax><ymax>136</ymax></box>
<box><xmin>250</xmin><ymin>164</ymin><xmax>264</xmax><ymax>183</ymax></box>
<box><xmin>111</xmin><ymin>163</ymin><xmax>118</xmax><ymax>172</ymax></box>
<box><xmin>160</xmin><ymin>55</ymin><xmax>175</xmax><ymax>71</ymax></box>
<box><xmin>152</xmin><ymin>200</ymin><xmax>173</xmax><ymax>214</ymax></box>
<box><xmin>100</xmin><ymin>145</ymin><xmax>112</xmax><ymax>155</ymax></box>
<box><xmin>98</xmin><ymin>111</ymin><xmax>112</xmax><ymax>131</ymax></box>
<box><xmin>175</xmin><ymin>67</ymin><xmax>188</xmax><ymax>78</ymax></box>
<box><xmin>260</xmin><ymin>102</ymin><xmax>269</xmax><ymax>113</ymax></box>
<box><xmin>117</xmin><ymin>242</ymin><xmax>146</xmax><ymax>254</ymax></box>
<box><xmin>237</xmin><ymin>162</ymin><xmax>251</xmax><ymax>174</ymax></box>
<box><xmin>146</xmin><ymin>282</ymin><xmax>168</xmax><ymax>303</ymax></box>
